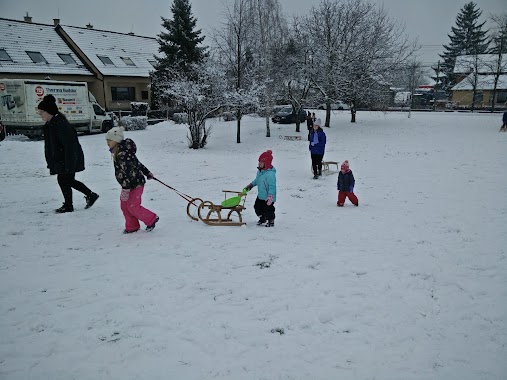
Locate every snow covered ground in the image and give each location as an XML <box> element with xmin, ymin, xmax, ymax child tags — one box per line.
<box><xmin>0</xmin><ymin>110</ymin><xmax>506</xmax><ymax>380</ymax></box>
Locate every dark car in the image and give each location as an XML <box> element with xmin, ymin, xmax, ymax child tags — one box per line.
<box><xmin>271</xmin><ymin>106</ymin><xmax>307</xmax><ymax>124</ymax></box>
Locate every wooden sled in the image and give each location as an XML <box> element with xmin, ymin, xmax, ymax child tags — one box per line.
<box><xmin>186</xmin><ymin>190</ymin><xmax>247</xmax><ymax>226</ymax></box>
<box><xmin>279</xmin><ymin>135</ymin><xmax>302</xmax><ymax>141</ymax></box>
<box><xmin>310</xmin><ymin>161</ymin><xmax>339</xmax><ymax>175</ymax></box>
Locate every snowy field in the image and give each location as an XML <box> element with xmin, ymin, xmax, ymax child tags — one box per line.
<box><xmin>0</xmin><ymin>110</ymin><xmax>506</xmax><ymax>380</ymax></box>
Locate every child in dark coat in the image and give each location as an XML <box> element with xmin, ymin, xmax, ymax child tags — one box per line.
<box><xmin>337</xmin><ymin>160</ymin><xmax>359</xmax><ymax>207</ymax></box>
<box><xmin>106</xmin><ymin>127</ymin><xmax>159</xmax><ymax>234</ymax></box>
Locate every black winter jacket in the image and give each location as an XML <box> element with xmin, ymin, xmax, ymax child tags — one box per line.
<box><xmin>44</xmin><ymin>114</ymin><xmax>85</xmax><ymax>175</ymax></box>
<box><xmin>113</xmin><ymin>138</ymin><xmax>150</xmax><ymax>189</ymax></box>
<box><xmin>337</xmin><ymin>170</ymin><xmax>355</xmax><ymax>192</ymax></box>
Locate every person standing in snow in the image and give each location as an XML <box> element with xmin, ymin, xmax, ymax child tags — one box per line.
<box><xmin>105</xmin><ymin>127</ymin><xmax>159</xmax><ymax>234</ymax></box>
<box><xmin>243</xmin><ymin>150</ymin><xmax>277</xmax><ymax>227</ymax></box>
<box><xmin>500</xmin><ymin>102</ymin><xmax>507</xmax><ymax>132</ymax></box>
<box><xmin>337</xmin><ymin>160</ymin><xmax>359</xmax><ymax>207</ymax></box>
<box><xmin>306</xmin><ymin>111</ymin><xmax>313</xmax><ymax>140</ymax></box>
<box><xmin>38</xmin><ymin>94</ymin><xmax>99</xmax><ymax>213</ymax></box>
<box><xmin>309</xmin><ymin>118</ymin><xmax>326</xmax><ymax>179</ymax></box>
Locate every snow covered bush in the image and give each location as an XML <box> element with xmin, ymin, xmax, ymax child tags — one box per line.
<box><xmin>119</xmin><ymin>116</ymin><xmax>148</xmax><ymax>131</ymax></box>
<box><xmin>172</xmin><ymin>113</ymin><xmax>188</xmax><ymax>124</ymax></box>
<box><xmin>131</xmin><ymin>102</ymin><xmax>149</xmax><ymax>116</ymax></box>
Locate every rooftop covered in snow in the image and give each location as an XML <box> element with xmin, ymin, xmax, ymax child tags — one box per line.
<box><xmin>0</xmin><ymin>18</ymin><xmax>93</xmax><ymax>76</ymax></box>
<box><xmin>57</xmin><ymin>25</ymin><xmax>160</xmax><ymax>78</ymax></box>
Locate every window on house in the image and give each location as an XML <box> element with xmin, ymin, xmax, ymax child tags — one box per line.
<box><xmin>148</xmin><ymin>60</ymin><xmax>157</xmax><ymax>68</ymax></box>
<box><xmin>141</xmin><ymin>91</ymin><xmax>148</xmax><ymax>100</ymax></box>
<box><xmin>26</xmin><ymin>51</ymin><xmax>47</xmax><ymax>64</ymax></box>
<box><xmin>111</xmin><ymin>87</ymin><xmax>135</xmax><ymax>101</ymax></box>
<box><xmin>0</xmin><ymin>49</ymin><xmax>13</xmax><ymax>62</ymax></box>
<box><xmin>97</xmin><ymin>55</ymin><xmax>114</xmax><ymax>65</ymax></box>
<box><xmin>58</xmin><ymin>53</ymin><xmax>77</xmax><ymax>65</ymax></box>
<box><xmin>121</xmin><ymin>57</ymin><xmax>136</xmax><ymax>66</ymax></box>
<box><xmin>496</xmin><ymin>90</ymin><xmax>507</xmax><ymax>103</ymax></box>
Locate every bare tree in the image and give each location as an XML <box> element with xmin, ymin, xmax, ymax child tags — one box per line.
<box><xmin>252</xmin><ymin>0</ymin><xmax>288</xmax><ymax>137</ymax></box>
<box><xmin>487</xmin><ymin>12</ymin><xmax>507</xmax><ymax>112</ymax></box>
<box><xmin>307</xmin><ymin>0</ymin><xmax>418</xmax><ymax>124</ymax></box>
<box><xmin>213</xmin><ymin>0</ymin><xmax>259</xmax><ymax>143</ymax></box>
<box><xmin>158</xmin><ymin>60</ymin><xmax>227</xmax><ymax>149</ymax></box>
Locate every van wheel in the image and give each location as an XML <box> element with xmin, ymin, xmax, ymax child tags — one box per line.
<box><xmin>101</xmin><ymin>120</ymin><xmax>113</xmax><ymax>133</ymax></box>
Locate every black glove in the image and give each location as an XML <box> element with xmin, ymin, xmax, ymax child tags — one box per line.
<box><xmin>147</xmin><ymin>172</ymin><xmax>154</xmax><ymax>180</ymax></box>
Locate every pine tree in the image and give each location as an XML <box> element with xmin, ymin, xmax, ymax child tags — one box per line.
<box><xmin>152</xmin><ymin>0</ymin><xmax>207</xmax><ymax>108</ymax></box>
<box><xmin>439</xmin><ymin>2</ymin><xmax>489</xmax><ymax>93</ymax></box>
<box><xmin>489</xmin><ymin>13</ymin><xmax>507</xmax><ymax>54</ymax></box>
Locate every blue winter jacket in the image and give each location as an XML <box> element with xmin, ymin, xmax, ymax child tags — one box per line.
<box><xmin>250</xmin><ymin>167</ymin><xmax>277</xmax><ymax>202</ymax></box>
<box><xmin>503</xmin><ymin>111</ymin><xmax>507</xmax><ymax>124</ymax></box>
<box><xmin>308</xmin><ymin>128</ymin><xmax>326</xmax><ymax>155</ymax></box>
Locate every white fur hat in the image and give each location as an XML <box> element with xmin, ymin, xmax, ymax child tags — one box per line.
<box><xmin>105</xmin><ymin>127</ymin><xmax>124</xmax><ymax>143</ymax></box>
<box><xmin>314</xmin><ymin>118</ymin><xmax>322</xmax><ymax>127</ymax></box>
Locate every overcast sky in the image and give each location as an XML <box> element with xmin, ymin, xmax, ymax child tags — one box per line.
<box><xmin>1</xmin><ymin>0</ymin><xmax>505</xmax><ymax>66</ymax></box>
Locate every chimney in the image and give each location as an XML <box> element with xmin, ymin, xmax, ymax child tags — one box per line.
<box><xmin>24</xmin><ymin>12</ymin><xmax>32</xmax><ymax>23</ymax></box>
<box><xmin>53</xmin><ymin>18</ymin><xmax>60</xmax><ymax>26</ymax></box>
<box><xmin>86</xmin><ymin>23</ymin><xmax>93</xmax><ymax>29</ymax></box>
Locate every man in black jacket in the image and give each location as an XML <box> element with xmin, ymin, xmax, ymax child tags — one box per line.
<box><xmin>501</xmin><ymin>102</ymin><xmax>507</xmax><ymax>132</ymax></box>
<box><xmin>38</xmin><ymin>95</ymin><xmax>99</xmax><ymax>213</ymax></box>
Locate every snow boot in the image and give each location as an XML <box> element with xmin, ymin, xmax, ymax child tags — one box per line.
<box><xmin>257</xmin><ymin>217</ymin><xmax>266</xmax><ymax>226</ymax></box>
<box><xmin>313</xmin><ymin>174</ymin><xmax>319</xmax><ymax>179</ymax></box>
<box><xmin>123</xmin><ymin>228</ymin><xmax>140</xmax><ymax>234</ymax></box>
<box><xmin>84</xmin><ymin>192</ymin><xmax>99</xmax><ymax>209</ymax></box>
<box><xmin>265</xmin><ymin>220</ymin><xmax>275</xmax><ymax>227</ymax></box>
<box><xmin>55</xmin><ymin>204</ymin><xmax>74</xmax><ymax>213</ymax></box>
<box><xmin>146</xmin><ymin>216</ymin><xmax>159</xmax><ymax>232</ymax></box>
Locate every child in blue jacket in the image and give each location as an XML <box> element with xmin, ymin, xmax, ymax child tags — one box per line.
<box><xmin>244</xmin><ymin>150</ymin><xmax>277</xmax><ymax>227</ymax></box>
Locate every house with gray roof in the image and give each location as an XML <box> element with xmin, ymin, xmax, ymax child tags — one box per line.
<box><xmin>0</xmin><ymin>17</ymin><xmax>160</xmax><ymax>111</ymax></box>
<box><xmin>56</xmin><ymin>25</ymin><xmax>160</xmax><ymax>110</ymax></box>
<box><xmin>451</xmin><ymin>54</ymin><xmax>507</xmax><ymax>109</ymax></box>
<box><xmin>0</xmin><ymin>17</ymin><xmax>93</xmax><ymax>80</ymax></box>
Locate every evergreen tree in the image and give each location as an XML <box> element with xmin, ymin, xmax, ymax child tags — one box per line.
<box><xmin>439</xmin><ymin>2</ymin><xmax>489</xmax><ymax>93</ymax></box>
<box><xmin>489</xmin><ymin>13</ymin><xmax>507</xmax><ymax>54</ymax></box>
<box><xmin>152</xmin><ymin>0</ymin><xmax>207</xmax><ymax>108</ymax></box>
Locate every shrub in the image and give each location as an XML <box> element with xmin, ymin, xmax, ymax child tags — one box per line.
<box><xmin>120</xmin><ymin>115</ymin><xmax>148</xmax><ymax>131</ymax></box>
<box><xmin>131</xmin><ymin>102</ymin><xmax>149</xmax><ymax>117</ymax></box>
<box><xmin>173</xmin><ymin>112</ymin><xmax>188</xmax><ymax>124</ymax></box>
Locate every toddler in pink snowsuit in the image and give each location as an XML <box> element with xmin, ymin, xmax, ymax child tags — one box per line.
<box><xmin>106</xmin><ymin>127</ymin><xmax>159</xmax><ymax>234</ymax></box>
<box><xmin>337</xmin><ymin>160</ymin><xmax>359</xmax><ymax>207</ymax></box>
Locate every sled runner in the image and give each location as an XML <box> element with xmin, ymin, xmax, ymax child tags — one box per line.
<box><xmin>186</xmin><ymin>190</ymin><xmax>247</xmax><ymax>226</ymax></box>
<box><xmin>310</xmin><ymin>161</ymin><xmax>339</xmax><ymax>175</ymax></box>
<box><xmin>279</xmin><ymin>135</ymin><xmax>302</xmax><ymax>141</ymax></box>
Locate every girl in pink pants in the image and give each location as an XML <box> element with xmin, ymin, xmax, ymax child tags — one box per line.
<box><xmin>106</xmin><ymin>127</ymin><xmax>159</xmax><ymax>234</ymax></box>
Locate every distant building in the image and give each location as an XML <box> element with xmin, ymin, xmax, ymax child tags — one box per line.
<box><xmin>0</xmin><ymin>17</ymin><xmax>160</xmax><ymax>111</ymax></box>
<box><xmin>451</xmin><ymin>54</ymin><xmax>507</xmax><ymax>108</ymax></box>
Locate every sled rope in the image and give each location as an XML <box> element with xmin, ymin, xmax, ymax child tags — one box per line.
<box><xmin>153</xmin><ymin>177</ymin><xmax>195</xmax><ymax>203</ymax></box>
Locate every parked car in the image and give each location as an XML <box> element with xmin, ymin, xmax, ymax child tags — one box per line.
<box><xmin>317</xmin><ymin>101</ymin><xmax>350</xmax><ymax>110</ymax></box>
<box><xmin>271</xmin><ymin>106</ymin><xmax>307</xmax><ymax>124</ymax></box>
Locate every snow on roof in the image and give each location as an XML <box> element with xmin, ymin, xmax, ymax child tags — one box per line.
<box><xmin>451</xmin><ymin>73</ymin><xmax>507</xmax><ymax>91</ymax></box>
<box><xmin>59</xmin><ymin>25</ymin><xmax>160</xmax><ymax>78</ymax></box>
<box><xmin>454</xmin><ymin>54</ymin><xmax>507</xmax><ymax>74</ymax></box>
<box><xmin>0</xmin><ymin>18</ymin><xmax>93</xmax><ymax>76</ymax></box>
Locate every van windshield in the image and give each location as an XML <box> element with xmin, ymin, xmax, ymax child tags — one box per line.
<box><xmin>280</xmin><ymin>107</ymin><xmax>292</xmax><ymax>113</ymax></box>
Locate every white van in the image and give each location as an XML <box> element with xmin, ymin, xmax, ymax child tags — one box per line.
<box><xmin>0</xmin><ymin>79</ymin><xmax>113</xmax><ymax>138</ymax></box>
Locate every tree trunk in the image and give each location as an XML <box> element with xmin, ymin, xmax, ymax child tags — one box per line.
<box><xmin>265</xmin><ymin>115</ymin><xmax>270</xmax><ymax>137</ymax></box>
<box><xmin>236</xmin><ymin>110</ymin><xmax>241</xmax><ymax>143</ymax></box>
<box><xmin>351</xmin><ymin>101</ymin><xmax>356</xmax><ymax>123</ymax></box>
